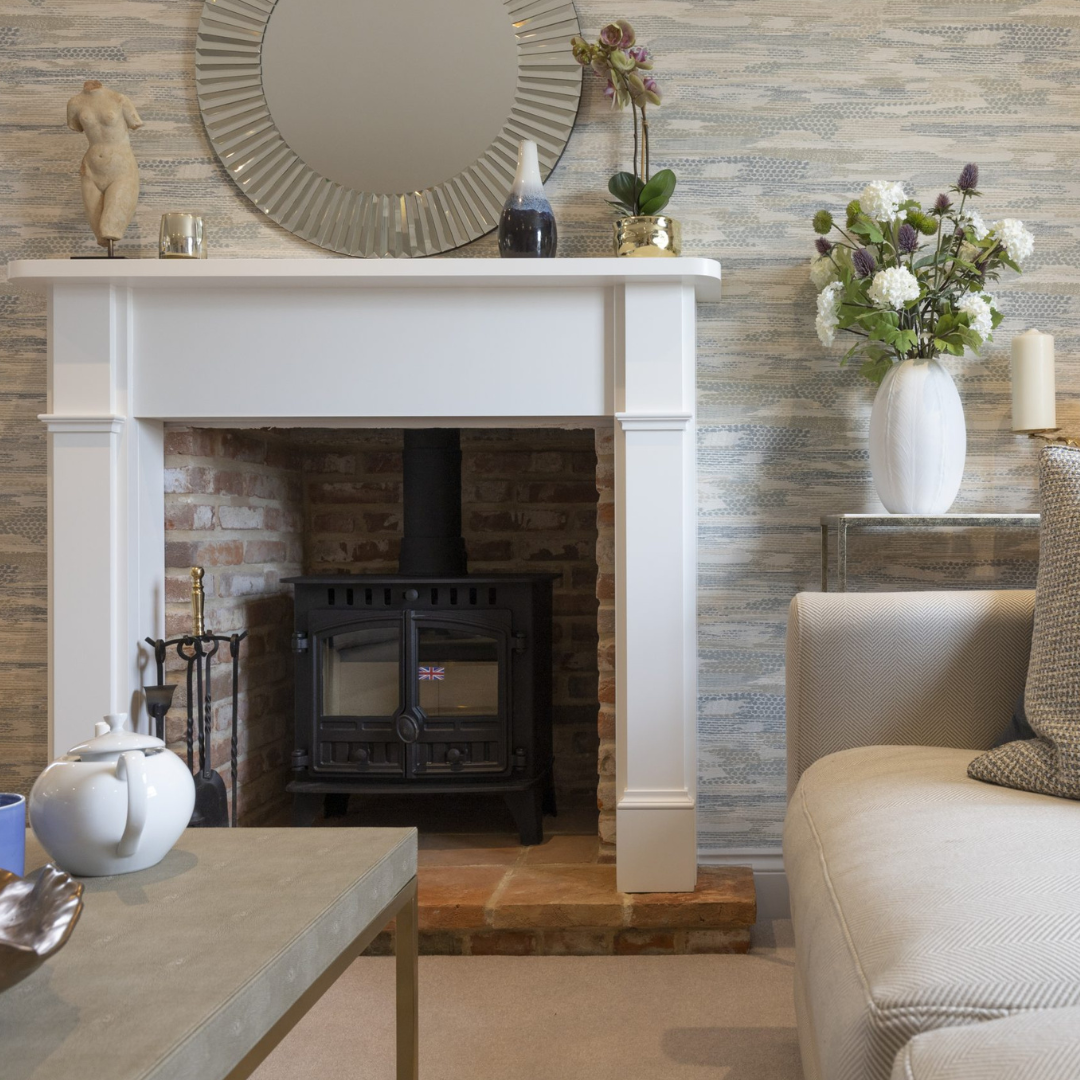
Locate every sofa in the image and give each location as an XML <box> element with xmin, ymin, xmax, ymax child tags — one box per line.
<box><xmin>784</xmin><ymin>589</ymin><xmax>1080</xmax><ymax>1080</ymax></box>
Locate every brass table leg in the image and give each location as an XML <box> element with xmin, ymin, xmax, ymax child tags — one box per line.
<box><xmin>396</xmin><ymin>877</ymin><xmax>419</xmax><ymax>1080</ymax></box>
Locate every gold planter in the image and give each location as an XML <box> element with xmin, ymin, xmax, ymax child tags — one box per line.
<box><xmin>614</xmin><ymin>215</ymin><xmax>682</xmax><ymax>258</ymax></box>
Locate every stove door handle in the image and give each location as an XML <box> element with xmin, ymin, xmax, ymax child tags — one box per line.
<box><xmin>394</xmin><ymin>708</ymin><xmax>423</xmax><ymax>745</ymax></box>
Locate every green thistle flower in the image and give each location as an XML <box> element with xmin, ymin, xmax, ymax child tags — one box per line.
<box><xmin>813</xmin><ymin>210</ymin><xmax>833</xmax><ymax>235</ymax></box>
<box><xmin>906</xmin><ymin>210</ymin><xmax>939</xmax><ymax>236</ymax></box>
<box><xmin>846</xmin><ymin>200</ymin><xmax>862</xmax><ymax>227</ymax></box>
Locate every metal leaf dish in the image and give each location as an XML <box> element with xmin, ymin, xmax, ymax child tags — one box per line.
<box><xmin>0</xmin><ymin>863</ymin><xmax>84</xmax><ymax>992</ymax></box>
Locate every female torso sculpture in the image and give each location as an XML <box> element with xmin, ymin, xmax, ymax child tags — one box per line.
<box><xmin>66</xmin><ymin>80</ymin><xmax>142</xmax><ymax>253</ymax></box>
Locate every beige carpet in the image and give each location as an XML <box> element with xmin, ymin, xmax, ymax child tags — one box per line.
<box><xmin>252</xmin><ymin>921</ymin><xmax>801</xmax><ymax>1080</ymax></box>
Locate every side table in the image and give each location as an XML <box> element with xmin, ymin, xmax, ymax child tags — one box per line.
<box><xmin>820</xmin><ymin>513</ymin><xmax>1041</xmax><ymax>592</ymax></box>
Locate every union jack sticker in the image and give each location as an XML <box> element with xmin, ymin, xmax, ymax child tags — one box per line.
<box><xmin>418</xmin><ymin>665</ymin><xmax>446</xmax><ymax>681</ymax></box>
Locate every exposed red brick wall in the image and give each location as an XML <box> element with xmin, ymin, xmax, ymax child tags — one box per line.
<box><xmin>162</xmin><ymin>428</ymin><xmax>303</xmax><ymax>825</ymax></box>
<box><xmin>162</xmin><ymin>425</ymin><xmax>608</xmax><ymax>829</ymax></box>
<box><xmin>594</xmin><ymin>426</ymin><xmax>616</xmax><ymax>858</ymax></box>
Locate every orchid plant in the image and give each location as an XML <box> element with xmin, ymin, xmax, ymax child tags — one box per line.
<box><xmin>811</xmin><ymin>164</ymin><xmax>1034</xmax><ymax>384</ymax></box>
<box><xmin>571</xmin><ymin>20</ymin><xmax>676</xmax><ymax>218</ymax></box>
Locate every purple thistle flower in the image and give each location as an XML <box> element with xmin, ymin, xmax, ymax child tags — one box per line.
<box><xmin>934</xmin><ymin>192</ymin><xmax>952</xmax><ymax>213</ymax></box>
<box><xmin>957</xmin><ymin>163</ymin><xmax>979</xmax><ymax>192</ymax></box>
<box><xmin>897</xmin><ymin>222</ymin><xmax>919</xmax><ymax>253</ymax></box>
<box><xmin>815</xmin><ymin>236</ymin><xmax>832</xmax><ymax>256</ymax></box>
<box><xmin>852</xmin><ymin>247</ymin><xmax>876</xmax><ymax>278</ymax></box>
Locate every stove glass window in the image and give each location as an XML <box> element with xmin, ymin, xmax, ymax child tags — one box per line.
<box><xmin>322</xmin><ymin>626</ymin><xmax>401</xmax><ymax>716</ymax></box>
<box><xmin>417</xmin><ymin>626</ymin><xmax>499</xmax><ymax>716</ymax></box>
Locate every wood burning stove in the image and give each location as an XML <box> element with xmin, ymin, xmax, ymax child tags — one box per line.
<box><xmin>286</xmin><ymin>430</ymin><xmax>556</xmax><ymax>844</ymax></box>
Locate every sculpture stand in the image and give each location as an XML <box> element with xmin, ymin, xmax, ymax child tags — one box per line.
<box><xmin>71</xmin><ymin>239</ymin><xmax>125</xmax><ymax>259</ymax></box>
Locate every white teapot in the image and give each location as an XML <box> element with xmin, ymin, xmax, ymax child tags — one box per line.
<box><xmin>29</xmin><ymin>713</ymin><xmax>195</xmax><ymax>877</ymax></box>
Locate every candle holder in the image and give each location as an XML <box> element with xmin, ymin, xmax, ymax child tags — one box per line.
<box><xmin>144</xmin><ymin>683</ymin><xmax>177</xmax><ymax>742</ymax></box>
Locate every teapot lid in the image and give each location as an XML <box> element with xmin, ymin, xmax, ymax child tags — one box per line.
<box><xmin>68</xmin><ymin>713</ymin><xmax>163</xmax><ymax>758</ymax></box>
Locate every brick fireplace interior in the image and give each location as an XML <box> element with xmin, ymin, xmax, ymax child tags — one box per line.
<box><xmin>161</xmin><ymin>424</ymin><xmax>616</xmax><ymax>853</ymax></box>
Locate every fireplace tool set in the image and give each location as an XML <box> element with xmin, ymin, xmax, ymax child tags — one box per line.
<box><xmin>144</xmin><ymin>567</ymin><xmax>247</xmax><ymax>828</ymax></box>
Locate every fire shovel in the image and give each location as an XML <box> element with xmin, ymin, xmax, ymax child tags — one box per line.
<box><xmin>186</xmin><ymin>568</ymin><xmax>230</xmax><ymax>828</ymax></box>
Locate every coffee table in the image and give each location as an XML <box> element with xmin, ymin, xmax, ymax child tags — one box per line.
<box><xmin>1</xmin><ymin>828</ymin><xmax>418</xmax><ymax>1080</ymax></box>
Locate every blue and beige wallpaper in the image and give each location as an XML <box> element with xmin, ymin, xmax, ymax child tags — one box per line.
<box><xmin>1</xmin><ymin>1</ymin><xmax>1068</xmax><ymax>851</ymax></box>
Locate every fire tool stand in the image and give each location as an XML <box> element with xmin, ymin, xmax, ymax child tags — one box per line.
<box><xmin>144</xmin><ymin>567</ymin><xmax>248</xmax><ymax>827</ymax></box>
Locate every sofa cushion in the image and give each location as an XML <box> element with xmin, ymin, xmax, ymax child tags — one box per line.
<box><xmin>969</xmin><ymin>446</ymin><xmax>1080</xmax><ymax>797</ymax></box>
<box><xmin>784</xmin><ymin>744</ymin><xmax>1080</xmax><ymax>1080</ymax></box>
<box><xmin>892</xmin><ymin>1006</ymin><xmax>1080</xmax><ymax>1080</ymax></box>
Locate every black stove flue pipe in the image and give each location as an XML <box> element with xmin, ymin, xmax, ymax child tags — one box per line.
<box><xmin>398</xmin><ymin>428</ymin><xmax>468</xmax><ymax>576</ymax></box>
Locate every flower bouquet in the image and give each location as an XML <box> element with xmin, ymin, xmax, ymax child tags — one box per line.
<box><xmin>810</xmin><ymin>165</ymin><xmax>1034</xmax><ymax>513</ymax></box>
<box><xmin>571</xmin><ymin>20</ymin><xmax>680</xmax><ymax>256</ymax></box>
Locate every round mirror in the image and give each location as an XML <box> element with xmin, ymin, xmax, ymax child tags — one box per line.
<box><xmin>196</xmin><ymin>0</ymin><xmax>582</xmax><ymax>258</ymax></box>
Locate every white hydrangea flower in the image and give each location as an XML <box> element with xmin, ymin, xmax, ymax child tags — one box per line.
<box><xmin>991</xmin><ymin>218</ymin><xmax>1035</xmax><ymax>265</ymax></box>
<box><xmin>960</xmin><ymin>209</ymin><xmax>989</xmax><ymax>241</ymax></box>
<box><xmin>957</xmin><ymin>292</ymin><xmax>997</xmax><ymax>341</ymax></box>
<box><xmin>810</xmin><ymin>252</ymin><xmax>839</xmax><ymax>291</ymax></box>
<box><xmin>867</xmin><ymin>266</ymin><xmax>921</xmax><ymax>309</ymax></box>
<box><xmin>815</xmin><ymin>281</ymin><xmax>843</xmax><ymax>347</ymax></box>
<box><xmin>859</xmin><ymin>181</ymin><xmax>907</xmax><ymax>223</ymax></box>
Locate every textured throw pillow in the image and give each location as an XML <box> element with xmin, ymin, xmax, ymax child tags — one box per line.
<box><xmin>969</xmin><ymin>446</ymin><xmax>1080</xmax><ymax>798</ymax></box>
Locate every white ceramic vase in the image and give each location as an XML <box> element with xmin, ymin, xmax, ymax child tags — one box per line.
<box><xmin>868</xmin><ymin>357</ymin><xmax>966</xmax><ymax>515</ymax></box>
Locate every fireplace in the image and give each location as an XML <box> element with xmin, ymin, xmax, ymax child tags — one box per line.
<box><xmin>18</xmin><ymin>256</ymin><xmax>717</xmax><ymax>892</ymax></box>
<box><xmin>286</xmin><ymin>572</ymin><xmax>555</xmax><ymax>842</ymax></box>
<box><xmin>286</xmin><ymin>429</ymin><xmax>558</xmax><ymax>842</ymax></box>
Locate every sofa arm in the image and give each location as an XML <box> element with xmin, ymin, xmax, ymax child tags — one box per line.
<box><xmin>787</xmin><ymin>590</ymin><xmax>1034</xmax><ymax>796</ymax></box>
<box><xmin>892</xmin><ymin>1007</ymin><xmax>1080</xmax><ymax>1080</ymax></box>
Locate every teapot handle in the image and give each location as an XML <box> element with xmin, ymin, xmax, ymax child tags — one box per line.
<box><xmin>115</xmin><ymin>750</ymin><xmax>147</xmax><ymax>857</ymax></box>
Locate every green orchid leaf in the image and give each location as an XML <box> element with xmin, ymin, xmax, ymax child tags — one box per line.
<box><xmin>608</xmin><ymin>172</ymin><xmax>644</xmax><ymax>211</ymax></box>
<box><xmin>638</xmin><ymin>169</ymin><xmax>677</xmax><ymax>216</ymax></box>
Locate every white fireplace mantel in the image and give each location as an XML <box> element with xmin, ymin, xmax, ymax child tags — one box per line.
<box><xmin>9</xmin><ymin>256</ymin><xmax>721</xmax><ymax>893</ymax></box>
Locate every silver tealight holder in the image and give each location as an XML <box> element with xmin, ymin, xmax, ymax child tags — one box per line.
<box><xmin>159</xmin><ymin>213</ymin><xmax>207</xmax><ymax>259</ymax></box>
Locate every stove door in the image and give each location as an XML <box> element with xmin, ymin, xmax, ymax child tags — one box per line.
<box><xmin>407</xmin><ymin>610</ymin><xmax>513</xmax><ymax>778</ymax></box>
<box><xmin>310</xmin><ymin>614</ymin><xmax>407</xmax><ymax>776</ymax></box>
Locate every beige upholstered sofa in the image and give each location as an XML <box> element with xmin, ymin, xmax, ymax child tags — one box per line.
<box><xmin>784</xmin><ymin>590</ymin><xmax>1080</xmax><ymax>1080</ymax></box>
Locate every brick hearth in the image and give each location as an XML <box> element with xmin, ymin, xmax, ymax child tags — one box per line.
<box><xmin>355</xmin><ymin>825</ymin><xmax>755</xmax><ymax>957</ymax></box>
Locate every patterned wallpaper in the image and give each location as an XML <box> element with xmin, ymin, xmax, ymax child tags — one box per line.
<box><xmin>1</xmin><ymin>0</ymin><xmax>1070</xmax><ymax>851</ymax></box>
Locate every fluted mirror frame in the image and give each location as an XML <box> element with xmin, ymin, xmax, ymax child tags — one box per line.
<box><xmin>195</xmin><ymin>0</ymin><xmax>582</xmax><ymax>258</ymax></box>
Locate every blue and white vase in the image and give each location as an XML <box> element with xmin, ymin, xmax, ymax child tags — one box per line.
<box><xmin>498</xmin><ymin>140</ymin><xmax>556</xmax><ymax>258</ymax></box>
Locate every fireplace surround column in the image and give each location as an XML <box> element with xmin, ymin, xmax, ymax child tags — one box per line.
<box><xmin>13</xmin><ymin>258</ymin><xmax>720</xmax><ymax>892</ymax></box>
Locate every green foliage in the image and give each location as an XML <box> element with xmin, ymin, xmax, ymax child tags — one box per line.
<box><xmin>638</xmin><ymin>169</ymin><xmax>677</xmax><ymax>215</ymax></box>
<box><xmin>608</xmin><ymin>171</ymin><xmax>644</xmax><ymax>215</ymax></box>
<box><xmin>811</xmin><ymin>177</ymin><xmax>1028</xmax><ymax>384</ymax></box>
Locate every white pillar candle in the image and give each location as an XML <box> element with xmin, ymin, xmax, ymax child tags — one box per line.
<box><xmin>1011</xmin><ymin>329</ymin><xmax>1056</xmax><ymax>432</ymax></box>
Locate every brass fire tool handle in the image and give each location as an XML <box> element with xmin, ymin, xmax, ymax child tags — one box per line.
<box><xmin>190</xmin><ymin>566</ymin><xmax>205</xmax><ymax>637</ymax></box>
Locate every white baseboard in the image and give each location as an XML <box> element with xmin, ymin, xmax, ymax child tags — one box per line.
<box><xmin>698</xmin><ymin>848</ymin><xmax>789</xmax><ymax>921</ymax></box>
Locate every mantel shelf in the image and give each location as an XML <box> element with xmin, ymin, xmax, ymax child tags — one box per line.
<box><xmin>7</xmin><ymin>256</ymin><xmax>721</xmax><ymax>301</ymax></box>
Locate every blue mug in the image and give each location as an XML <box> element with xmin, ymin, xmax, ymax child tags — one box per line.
<box><xmin>0</xmin><ymin>794</ymin><xmax>26</xmax><ymax>876</ymax></box>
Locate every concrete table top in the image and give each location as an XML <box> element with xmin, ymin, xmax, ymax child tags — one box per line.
<box><xmin>1</xmin><ymin>827</ymin><xmax>417</xmax><ymax>1080</ymax></box>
